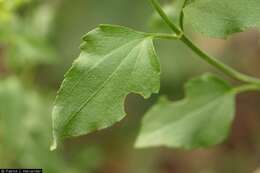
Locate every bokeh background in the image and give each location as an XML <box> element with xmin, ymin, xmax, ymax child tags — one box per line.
<box><xmin>1</xmin><ymin>0</ymin><xmax>260</xmax><ymax>173</ymax></box>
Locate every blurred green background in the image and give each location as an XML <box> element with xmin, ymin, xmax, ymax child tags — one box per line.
<box><xmin>1</xmin><ymin>0</ymin><xmax>260</xmax><ymax>172</ymax></box>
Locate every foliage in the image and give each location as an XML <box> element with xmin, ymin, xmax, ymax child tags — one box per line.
<box><xmin>0</xmin><ymin>0</ymin><xmax>30</xmax><ymax>21</ymax></box>
<box><xmin>1</xmin><ymin>0</ymin><xmax>260</xmax><ymax>172</ymax></box>
<box><xmin>0</xmin><ymin>0</ymin><xmax>55</xmax><ymax>71</ymax></box>
<box><xmin>52</xmin><ymin>0</ymin><xmax>260</xmax><ymax>151</ymax></box>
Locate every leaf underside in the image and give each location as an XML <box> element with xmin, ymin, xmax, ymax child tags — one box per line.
<box><xmin>51</xmin><ymin>24</ymin><xmax>160</xmax><ymax>150</ymax></box>
<box><xmin>135</xmin><ymin>74</ymin><xmax>236</xmax><ymax>149</ymax></box>
<box><xmin>184</xmin><ymin>0</ymin><xmax>260</xmax><ymax>38</ymax></box>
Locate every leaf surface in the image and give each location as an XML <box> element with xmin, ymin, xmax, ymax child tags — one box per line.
<box><xmin>135</xmin><ymin>74</ymin><xmax>236</xmax><ymax>149</ymax></box>
<box><xmin>184</xmin><ymin>0</ymin><xmax>260</xmax><ymax>38</ymax></box>
<box><xmin>52</xmin><ymin>25</ymin><xmax>160</xmax><ymax>149</ymax></box>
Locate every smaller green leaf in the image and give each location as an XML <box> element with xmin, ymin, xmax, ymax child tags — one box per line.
<box><xmin>135</xmin><ymin>74</ymin><xmax>236</xmax><ymax>149</ymax></box>
<box><xmin>184</xmin><ymin>0</ymin><xmax>260</xmax><ymax>38</ymax></box>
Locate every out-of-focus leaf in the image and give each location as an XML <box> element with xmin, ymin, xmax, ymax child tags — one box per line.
<box><xmin>0</xmin><ymin>2</ymin><xmax>56</xmax><ymax>70</ymax></box>
<box><xmin>6</xmin><ymin>28</ymin><xmax>56</xmax><ymax>69</ymax></box>
<box><xmin>0</xmin><ymin>77</ymin><xmax>71</xmax><ymax>172</ymax></box>
<box><xmin>135</xmin><ymin>74</ymin><xmax>236</xmax><ymax>149</ymax></box>
<box><xmin>51</xmin><ymin>24</ymin><xmax>160</xmax><ymax>150</ymax></box>
<box><xmin>0</xmin><ymin>0</ymin><xmax>30</xmax><ymax>21</ymax></box>
<box><xmin>184</xmin><ymin>0</ymin><xmax>260</xmax><ymax>38</ymax></box>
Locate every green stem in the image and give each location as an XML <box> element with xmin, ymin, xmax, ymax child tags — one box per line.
<box><xmin>232</xmin><ymin>84</ymin><xmax>260</xmax><ymax>94</ymax></box>
<box><xmin>181</xmin><ymin>35</ymin><xmax>260</xmax><ymax>85</ymax></box>
<box><xmin>148</xmin><ymin>0</ymin><xmax>260</xmax><ymax>86</ymax></box>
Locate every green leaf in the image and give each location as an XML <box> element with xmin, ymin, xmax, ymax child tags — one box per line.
<box><xmin>51</xmin><ymin>24</ymin><xmax>161</xmax><ymax>150</ymax></box>
<box><xmin>135</xmin><ymin>74</ymin><xmax>236</xmax><ymax>149</ymax></box>
<box><xmin>184</xmin><ymin>0</ymin><xmax>260</xmax><ymax>38</ymax></box>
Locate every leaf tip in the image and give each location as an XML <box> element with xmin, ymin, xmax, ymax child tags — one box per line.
<box><xmin>50</xmin><ymin>137</ymin><xmax>58</xmax><ymax>151</ymax></box>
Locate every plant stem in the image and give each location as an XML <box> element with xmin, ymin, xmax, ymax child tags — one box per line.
<box><xmin>181</xmin><ymin>35</ymin><xmax>260</xmax><ymax>85</ymax></box>
<box><xmin>148</xmin><ymin>0</ymin><xmax>260</xmax><ymax>85</ymax></box>
<box><xmin>232</xmin><ymin>84</ymin><xmax>260</xmax><ymax>94</ymax></box>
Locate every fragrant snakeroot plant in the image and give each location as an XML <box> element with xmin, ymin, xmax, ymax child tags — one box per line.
<box><xmin>51</xmin><ymin>0</ymin><xmax>260</xmax><ymax>150</ymax></box>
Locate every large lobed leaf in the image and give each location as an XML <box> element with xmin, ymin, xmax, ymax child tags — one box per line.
<box><xmin>51</xmin><ymin>25</ymin><xmax>160</xmax><ymax>149</ymax></box>
<box><xmin>135</xmin><ymin>74</ymin><xmax>236</xmax><ymax>149</ymax></box>
<box><xmin>184</xmin><ymin>0</ymin><xmax>260</xmax><ymax>38</ymax></box>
